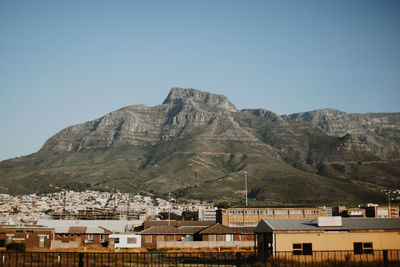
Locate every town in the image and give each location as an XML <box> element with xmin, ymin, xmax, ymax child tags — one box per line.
<box><xmin>1</xmin><ymin>190</ymin><xmax>399</xmax><ymax>260</ymax></box>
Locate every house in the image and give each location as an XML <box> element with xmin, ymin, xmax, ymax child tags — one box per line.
<box><xmin>140</xmin><ymin>223</ymin><xmax>255</xmax><ymax>250</ymax></box>
<box><xmin>255</xmin><ymin>217</ymin><xmax>400</xmax><ymax>259</ymax></box>
<box><xmin>0</xmin><ymin>217</ymin><xmax>15</xmax><ymax>226</ymax></box>
<box><xmin>198</xmin><ymin>223</ymin><xmax>255</xmax><ymax>242</ymax></box>
<box><xmin>217</xmin><ymin>206</ymin><xmax>328</xmax><ymax>227</ymax></box>
<box><xmin>0</xmin><ymin>225</ymin><xmax>54</xmax><ymax>249</ymax></box>
<box><xmin>37</xmin><ymin>219</ymin><xmax>127</xmax><ymax>232</ymax></box>
<box><xmin>51</xmin><ymin>225</ymin><xmax>112</xmax><ymax>249</ymax></box>
<box><xmin>140</xmin><ymin>226</ymin><xmax>205</xmax><ymax>249</ymax></box>
<box><xmin>109</xmin><ymin>233</ymin><xmax>141</xmax><ymax>249</ymax></box>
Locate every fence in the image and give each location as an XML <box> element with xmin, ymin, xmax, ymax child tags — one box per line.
<box><xmin>0</xmin><ymin>250</ymin><xmax>399</xmax><ymax>266</ymax></box>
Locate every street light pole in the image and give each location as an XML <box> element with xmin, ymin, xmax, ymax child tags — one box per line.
<box><xmin>244</xmin><ymin>171</ymin><xmax>248</xmax><ymax>206</ymax></box>
<box><xmin>388</xmin><ymin>190</ymin><xmax>391</xmax><ymax>218</ymax></box>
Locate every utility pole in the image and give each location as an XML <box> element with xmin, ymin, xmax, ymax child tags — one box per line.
<box><xmin>127</xmin><ymin>193</ymin><xmax>130</xmax><ymax>221</ymax></box>
<box><xmin>244</xmin><ymin>171</ymin><xmax>248</xmax><ymax>206</ymax></box>
<box><xmin>388</xmin><ymin>190</ymin><xmax>391</xmax><ymax>218</ymax></box>
<box><xmin>168</xmin><ymin>192</ymin><xmax>171</xmax><ymax>226</ymax></box>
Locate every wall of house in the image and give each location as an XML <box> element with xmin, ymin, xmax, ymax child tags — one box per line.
<box><xmin>274</xmin><ymin>231</ymin><xmax>400</xmax><ymax>252</ymax></box>
<box><xmin>54</xmin><ymin>234</ymin><xmax>108</xmax><ymax>247</ymax></box>
<box><xmin>157</xmin><ymin>240</ymin><xmax>254</xmax><ymax>249</ymax></box>
<box><xmin>110</xmin><ymin>234</ymin><xmax>141</xmax><ymax>248</ymax></box>
<box><xmin>1</xmin><ymin>229</ymin><xmax>53</xmax><ymax>249</ymax></box>
<box><xmin>201</xmin><ymin>234</ymin><xmax>254</xmax><ymax>242</ymax></box>
<box><xmin>141</xmin><ymin>234</ymin><xmax>186</xmax><ymax>249</ymax></box>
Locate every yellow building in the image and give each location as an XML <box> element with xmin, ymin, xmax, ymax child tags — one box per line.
<box><xmin>216</xmin><ymin>206</ymin><xmax>328</xmax><ymax>227</ymax></box>
<box><xmin>255</xmin><ymin>217</ymin><xmax>400</xmax><ymax>262</ymax></box>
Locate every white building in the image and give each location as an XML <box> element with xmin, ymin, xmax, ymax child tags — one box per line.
<box><xmin>109</xmin><ymin>233</ymin><xmax>141</xmax><ymax>248</ymax></box>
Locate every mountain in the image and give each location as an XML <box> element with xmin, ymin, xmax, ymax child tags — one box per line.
<box><xmin>0</xmin><ymin>88</ymin><xmax>399</xmax><ymax>205</ymax></box>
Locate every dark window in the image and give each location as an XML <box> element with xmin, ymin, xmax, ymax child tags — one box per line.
<box><xmin>293</xmin><ymin>243</ymin><xmax>312</xmax><ymax>255</ymax></box>
<box><xmin>16</xmin><ymin>230</ymin><xmax>23</xmax><ymax>233</ymax></box>
<box><xmin>354</xmin><ymin>242</ymin><xmax>373</xmax><ymax>254</ymax></box>
<box><xmin>114</xmin><ymin>238</ymin><xmax>120</xmax><ymax>244</ymax></box>
<box><xmin>303</xmin><ymin>243</ymin><xmax>313</xmax><ymax>255</ymax></box>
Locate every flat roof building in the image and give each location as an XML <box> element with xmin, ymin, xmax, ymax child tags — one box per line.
<box><xmin>217</xmin><ymin>206</ymin><xmax>328</xmax><ymax>227</ymax></box>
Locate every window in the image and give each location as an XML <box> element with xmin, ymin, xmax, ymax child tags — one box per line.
<box><xmin>274</xmin><ymin>209</ymin><xmax>288</xmax><ymax>215</ymax></box>
<box><xmin>100</xmin><ymin>234</ymin><xmax>105</xmax><ymax>242</ymax></box>
<box><xmin>87</xmin><ymin>234</ymin><xmax>94</xmax><ymax>242</ymax></box>
<box><xmin>114</xmin><ymin>238</ymin><xmax>120</xmax><ymax>244</ymax></box>
<box><xmin>354</xmin><ymin>242</ymin><xmax>373</xmax><ymax>254</ymax></box>
<box><xmin>289</xmin><ymin>210</ymin><xmax>303</xmax><ymax>215</ymax></box>
<box><xmin>245</xmin><ymin>210</ymin><xmax>257</xmax><ymax>215</ymax></box>
<box><xmin>145</xmin><ymin>236</ymin><xmax>152</xmax><ymax>243</ymax></box>
<box><xmin>127</xmin><ymin>237</ymin><xmax>137</xmax><ymax>244</ymax></box>
<box><xmin>304</xmin><ymin>210</ymin><xmax>319</xmax><ymax>215</ymax></box>
<box><xmin>156</xmin><ymin>236</ymin><xmax>164</xmax><ymax>242</ymax></box>
<box><xmin>293</xmin><ymin>243</ymin><xmax>312</xmax><ymax>255</ymax></box>
<box><xmin>39</xmin><ymin>236</ymin><xmax>45</xmax><ymax>248</ymax></box>
<box><xmin>16</xmin><ymin>230</ymin><xmax>23</xmax><ymax>233</ymax></box>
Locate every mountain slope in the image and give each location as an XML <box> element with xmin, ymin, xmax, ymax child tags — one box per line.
<box><xmin>0</xmin><ymin>88</ymin><xmax>399</xmax><ymax>205</ymax></box>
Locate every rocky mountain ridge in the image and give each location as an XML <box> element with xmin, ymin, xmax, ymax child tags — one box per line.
<box><xmin>287</xmin><ymin>108</ymin><xmax>400</xmax><ymax>159</ymax></box>
<box><xmin>0</xmin><ymin>88</ymin><xmax>399</xmax><ymax>205</ymax></box>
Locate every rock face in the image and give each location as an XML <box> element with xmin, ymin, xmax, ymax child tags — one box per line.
<box><xmin>287</xmin><ymin>109</ymin><xmax>400</xmax><ymax>159</ymax></box>
<box><xmin>0</xmin><ymin>88</ymin><xmax>399</xmax><ymax>204</ymax></box>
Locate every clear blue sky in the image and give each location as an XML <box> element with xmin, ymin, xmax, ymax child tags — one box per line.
<box><xmin>0</xmin><ymin>0</ymin><xmax>399</xmax><ymax>161</ymax></box>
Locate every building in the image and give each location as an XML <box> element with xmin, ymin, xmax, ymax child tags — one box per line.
<box><xmin>37</xmin><ymin>219</ymin><xmax>128</xmax><ymax>233</ymax></box>
<box><xmin>51</xmin><ymin>208</ymin><xmax>122</xmax><ymax>220</ymax></box>
<box><xmin>140</xmin><ymin>223</ymin><xmax>255</xmax><ymax>250</ymax></box>
<box><xmin>109</xmin><ymin>233</ymin><xmax>142</xmax><ymax>249</ymax></box>
<box><xmin>255</xmin><ymin>217</ymin><xmax>400</xmax><ymax>259</ymax></box>
<box><xmin>140</xmin><ymin>226</ymin><xmax>205</xmax><ymax>249</ymax></box>
<box><xmin>0</xmin><ymin>217</ymin><xmax>15</xmax><ymax>226</ymax></box>
<box><xmin>217</xmin><ymin>206</ymin><xmax>328</xmax><ymax>227</ymax></box>
<box><xmin>333</xmin><ymin>206</ymin><xmax>366</xmax><ymax>217</ymax></box>
<box><xmin>51</xmin><ymin>225</ymin><xmax>112</xmax><ymax>249</ymax></box>
<box><xmin>363</xmin><ymin>205</ymin><xmax>399</xmax><ymax>218</ymax></box>
<box><xmin>198</xmin><ymin>206</ymin><xmax>217</xmax><ymax>221</ymax></box>
<box><xmin>0</xmin><ymin>225</ymin><xmax>54</xmax><ymax>249</ymax></box>
<box><xmin>198</xmin><ymin>223</ymin><xmax>254</xmax><ymax>242</ymax></box>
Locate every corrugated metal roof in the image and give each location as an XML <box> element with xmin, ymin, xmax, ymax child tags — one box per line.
<box><xmin>255</xmin><ymin>218</ymin><xmax>400</xmax><ymax>233</ymax></box>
